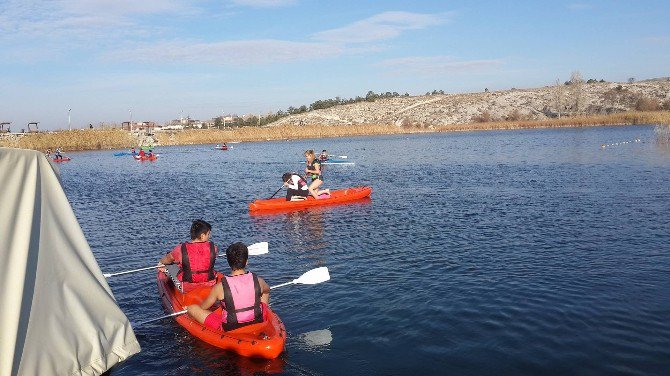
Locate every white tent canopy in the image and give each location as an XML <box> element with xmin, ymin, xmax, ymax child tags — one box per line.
<box><xmin>0</xmin><ymin>148</ymin><xmax>140</xmax><ymax>376</ymax></box>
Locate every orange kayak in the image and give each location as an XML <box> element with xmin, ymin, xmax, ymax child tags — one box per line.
<box><xmin>157</xmin><ymin>272</ymin><xmax>286</xmax><ymax>359</ymax></box>
<box><xmin>52</xmin><ymin>156</ymin><xmax>71</xmax><ymax>162</ymax></box>
<box><xmin>249</xmin><ymin>186</ymin><xmax>372</xmax><ymax>212</ymax></box>
<box><xmin>134</xmin><ymin>155</ymin><xmax>157</xmax><ymax>161</ymax></box>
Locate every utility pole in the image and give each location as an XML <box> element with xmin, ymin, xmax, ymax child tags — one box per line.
<box><xmin>222</xmin><ymin>110</ymin><xmax>226</xmax><ymax>128</ymax></box>
<box><xmin>68</xmin><ymin>108</ymin><xmax>71</xmax><ymax>131</ymax></box>
<box><xmin>129</xmin><ymin>108</ymin><xmax>133</xmax><ymax>132</ymax></box>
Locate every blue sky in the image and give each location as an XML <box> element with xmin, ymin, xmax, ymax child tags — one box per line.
<box><xmin>1</xmin><ymin>0</ymin><xmax>669</xmax><ymax>130</ymax></box>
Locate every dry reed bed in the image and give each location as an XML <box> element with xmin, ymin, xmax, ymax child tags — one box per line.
<box><xmin>2</xmin><ymin>111</ymin><xmax>669</xmax><ymax>152</ymax></box>
<box><xmin>436</xmin><ymin>111</ymin><xmax>670</xmax><ymax>132</ymax></box>
<box><xmin>156</xmin><ymin>124</ymin><xmax>415</xmax><ymax>145</ymax></box>
<box><xmin>0</xmin><ymin>129</ymin><xmax>135</xmax><ymax>152</ymax></box>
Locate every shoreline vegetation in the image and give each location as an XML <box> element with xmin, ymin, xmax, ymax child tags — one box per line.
<box><xmin>1</xmin><ymin>111</ymin><xmax>669</xmax><ymax>152</ymax></box>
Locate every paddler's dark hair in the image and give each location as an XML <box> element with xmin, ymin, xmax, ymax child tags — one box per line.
<box><xmin>282</xmin><ymin>172</ymin><xmax>292</xmax><ymax>183</ymax></box>
<box><xmin>226</xmin><ymin>242</ymin><xmax>248</xmax><ymax>270</ymax></box>
<box><xmin>190</xmin><ymin>219</ymin><xmax>212</xmax><ymax>240</ymax></box>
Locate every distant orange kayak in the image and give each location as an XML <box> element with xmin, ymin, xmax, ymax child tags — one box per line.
<box><xmin>249</xmin><ymin>186</ymin><xmax>372</xmax><ymax>212</ymax></box>
<box><xmin>134</xmin><ymin>155</ymin><xmax>157</xmax><ymax>161</ymax></box>
<box><xmin>157</xmin><ymin>272</ymin><xmax>286</xmax><ymax>359</ymax></box>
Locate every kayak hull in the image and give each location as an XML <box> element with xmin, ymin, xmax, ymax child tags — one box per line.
<box><xmin>249</xmin><ymin>186</ymin><xmax>372</xmax><ymax>212</ymax></box>
<box><xmin>157</xmin><ymin>272</ymin><xmax>286</xmax><ymax>359</ymax></box>
<box><xmin>134</xmin><ymin>155</ymin><xmax>157</xmax><ymax>161</ymax></box>
<box><xmin>52</xmin><ymin>157</ymin><xmax>71</xmax><ymax>162</ymax></box>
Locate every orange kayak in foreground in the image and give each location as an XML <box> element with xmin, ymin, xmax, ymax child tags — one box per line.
<box><xmin>157</xmin><ymin>272</ymin><xmax>286</xmax><ymax>359</ymax></box>
<box><xmin>249</xmin><ymin>186</ymin><xmax>372</xmax><ymax>212</ymax></box>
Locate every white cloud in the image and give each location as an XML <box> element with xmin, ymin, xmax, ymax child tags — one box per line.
<box><xmin>376</xmin><ymin>56</ymin><xmax>504</xmax><ymax>76</ymax></box>
<box><xmin>0</xmin><ymin>0</ymin><xmax>195</xmax><ymax>40</ymax></box>
<box><xmin>231</xmin><ymin>0</ymin><xmax>297</xmax><ymax>8</ymax></box>
<box><xmin>313</xmin><ymin>11</ymin><xmax>449</xmax><ymax>44</ymax></box>
<box><xmin>104</xmin><ymin>39</ymin><xmax>343</xmax><ymax>65</ymax></box>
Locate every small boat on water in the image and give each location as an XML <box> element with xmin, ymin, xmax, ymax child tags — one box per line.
<box><xmin>52</xmin><ymin>156</ymin><xmax>71</xmax><ymax>162</ymax></box>
<box><xmin>215</xmin><ymin>144</ymin><xmax>229</xmax><ymax>150</ymax></box>
<box><xmin>249</xmin><ymin>186</ymin><xmax>372</xmax><ymax>212</ymax></box>
<box><xmin>134</xmin><ymin>154</ymin><xmax>157</xmax><ymax>161</ymax></box>
<box><xmin>157</xmin><ymin>271</ymin><xmax>286</xmax><ymax>359</ymax></box>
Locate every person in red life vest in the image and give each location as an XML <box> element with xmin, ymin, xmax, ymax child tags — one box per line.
<box><xmin>138</xmin><ymin>149</ymin><xmax>146</xmax><ymax>158</ymax></box>
<box><xmin>158</xmin><ymin>219</ymin><xmax>218</xmax><ymax>293</ymax></box>
<box><xmin>186</xmin><ymin>242</ymin><xmax>270</xmax><ymax>331</ymax></box>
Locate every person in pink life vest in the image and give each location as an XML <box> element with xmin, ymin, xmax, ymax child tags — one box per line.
<box><xmin>158</xmin><ymin>219</ymin><xmax>218</xmax><ymax>293</ymax></box>
<box><xmin>186</xmin><ymin>242</ymin><xmax>270</xmax><ymax>331</ymax></box>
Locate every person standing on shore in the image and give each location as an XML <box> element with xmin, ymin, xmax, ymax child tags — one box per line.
<box><xmin>305</xmin><ymin>150</ymin><xmax>330</xmax><ymax>199</ymax></box>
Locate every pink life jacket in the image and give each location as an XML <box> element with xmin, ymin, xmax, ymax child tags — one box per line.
<box><xmin>220</xmin><ymin>272</ymin><xmax>264</xmax><ymax>330</ymax></box>
<box><xmin>179</xmin><ymin>242</ymin><xmax>216</xmax><ymax>283</ymax></box>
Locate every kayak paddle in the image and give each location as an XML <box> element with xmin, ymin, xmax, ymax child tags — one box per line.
<box><xmin>271</xmin><ymin>267</ymin><xmax>330</xmax><ymax>289</ymax></box>
<box><xmin>103</xmin><ymin>241</ymin><xmax>268</xmax><ymax>278</ymax></box>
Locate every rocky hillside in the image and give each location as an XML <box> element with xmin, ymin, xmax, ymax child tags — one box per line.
<box><xmin>271</xmin><ymin>79</ymin><xmax>670</xmax><ymax>128</ymax></box>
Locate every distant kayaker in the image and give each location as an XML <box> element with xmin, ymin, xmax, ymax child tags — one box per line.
<box><xmin>138</xmin><ymin>149</ymin><xmax>146</xmax><ymax>158</ymax></box>
<box><xmin>305</xmin><ymin>149</ymin><xmax>330</xmax><ymax>199</ymax></box>
<box><xmin>318</xmin><ymin>149</ymin><xmax>329</xmax><ymax>162</ymax></box>
<box><xmin>131</xmin><ymin>147</ymin><xmax>136</xmax><ymax>155</ymax></box>
<box><xmin>158</xmin><ymin>219</ymin><xmax>219</xmax><ymax>293</ymax></box>
<box><xmin>54</xmin><ymin>147</ymin><xmax>63</xmax><ymax>160</ymax></box>
<box><xmin>148</xmin><ymin>150</ymin><xmax>155</xmax><ymax>158</ymax></box>
<box><xmin>186</xmin><ymin>242</ymin><xmax>270</xmax><ymax>331</ymax></box>
<box><xmin>46</xmin><ymin>148</ymin><xmax>52</xmax><ymax>156</ymax></box>
<box><xmin>282</xmin><ymin>172</ymin><xmax>309</xmax><ymax>201</ymax></box>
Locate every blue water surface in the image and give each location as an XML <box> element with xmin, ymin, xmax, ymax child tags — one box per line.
<box><xmin>59</xmin><ymin>125</ymin><xmax>670</xmax><ymax>375</ymax></box>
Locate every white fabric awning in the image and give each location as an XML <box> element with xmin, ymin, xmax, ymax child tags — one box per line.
<box><xmin>0</xmin><ymin>148</ymin><xmax>140</xmax><ymax>376</ymax></box>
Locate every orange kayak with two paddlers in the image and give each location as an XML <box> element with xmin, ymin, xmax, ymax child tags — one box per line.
<box><xmin>156</xmin><ymin>271</ymin><xmax>286</xmax><ymax>359</ymax></box>
<box><xmin>249</xmin><ymin>186</ymin><xmax>372</xmax><ymax>212</ymax></box>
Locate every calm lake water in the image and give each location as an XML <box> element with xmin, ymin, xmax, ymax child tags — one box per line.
<box><xmin>59</xmin><ymin>125</ymin><xmax>670</xmax><ymax>375</ymax></box>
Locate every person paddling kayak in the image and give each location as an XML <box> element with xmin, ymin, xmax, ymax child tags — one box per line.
<box><xmin>282</xmin><ymin>172</ymin><xmax>309</xmax><ymax>201</ymax></box>
<box><xmin>186</xmin><ymin>242</ymin><xmax>270</xmax><ymax>331</ymax></box>
<box><xmin>158</xmin><ymin>219</ymin><xmax>218</xmax><ymax>293</ymax></box>
<box><xmin>305</xmin><ymin>149</ymin><xmax>330</xmax><ymax>199</ymax></box>
<box><xmin>318</xmin><ymin>149</ymin><xmax>329</xmax><ymax>162</ymax></box>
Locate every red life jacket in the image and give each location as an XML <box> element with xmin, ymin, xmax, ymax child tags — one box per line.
<box><xmin>179</xmin><ymin>242</ymin><xmax>216</xmax><ymax>283</ymax></box>
<box><xmin>220</xmin><ymin>272</ymin><xmax>264</xmax><ymax>331</ymax></box>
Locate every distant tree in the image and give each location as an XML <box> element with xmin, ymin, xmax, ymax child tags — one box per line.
<box><xmin>599</xmin><ymin>79</ymin><xmax>606</xmax><ymax>83</ymax></box>
<box><xmin>569</xmin><ymin>71</ymin><xmax>584</xmax><ymax>114</ymax></box>
<box><xmin>365</xmin><ymin>91</ymin><xmax>377</xmax><ymax>102</ymax></box>
<box><xmin>404</xmin><ymin>92</ymin><xmax>410</xmax><ymax>96</ymax></box>
<box><xmin>472</xmin><ymin>111</ymin><xmax>493</xmax><ymax>123</ymax></box>
<box><xmin>628</xmin><ymin>77</ymin><xmax>635</xmax><ymax>83</ymax></box>
<box><xmin>635</xmin><ymin>96</ymin><xmax>660</xmax><ymax>111</ymax></box>
<box><xmin>505</xmin><ymin>110</ymin><xmax>523</xmax><ymax>121</ymax></box>
<box><xmin>552</xmin><ymin>78</ymin><xmax>565</xmax><ymax>118</ymax></box>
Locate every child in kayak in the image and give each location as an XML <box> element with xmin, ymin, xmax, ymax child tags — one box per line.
<box><xmin>158</xmin><ymin>219</ymin><xmax>218</xmax><ymax>293</ymax></box>
<box><xmin>282</xmin><ymin>172</ymin><xmax>309</xmax><ymax>201</ymax></box>
<box><xmin>318</xmin><ymin>149</ymin><xmax>329</xmax><ymax>162</ymax></box>
<box><xmin>187</xmin><ymin>242</ymin><xmax>270</xmax><ymax>331</ymax></box>
<box><xmin>305</xmin><ymin>150</ymin><xmax>330</xmax><ymax>199</ymax></box>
